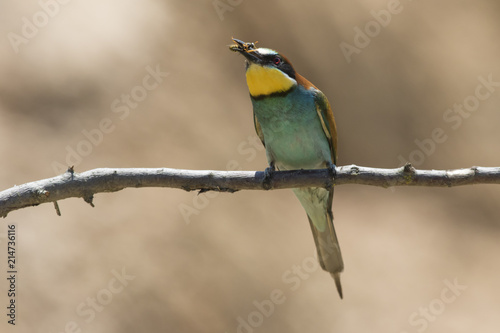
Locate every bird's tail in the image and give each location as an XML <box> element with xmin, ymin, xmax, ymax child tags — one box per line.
<box><xmin>293</xmin><ymin>187</ymin><xmax>344</xmax><ymax>298</ymax></box>
<box><xmin>307</xmin><ymin>212</ymin><xmax>344</xmax><ymax>298</ymax></box>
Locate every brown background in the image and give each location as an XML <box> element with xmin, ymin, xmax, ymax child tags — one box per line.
<box><xmin>1</xmin><ymin>0</ymin><xmax>499</xmax><ymax>332</ymax></box>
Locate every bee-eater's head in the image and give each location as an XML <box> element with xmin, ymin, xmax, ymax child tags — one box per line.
<box><xmin>230</xmin><ymin>38</ymin><xmax>298</xmax><ymax>98</ymax></box>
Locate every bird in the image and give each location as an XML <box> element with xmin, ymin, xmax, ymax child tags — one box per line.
<box><xmin>229</xmin><ymin>38</ymin><xmax>344</xmax><ymax>298</ymax></box>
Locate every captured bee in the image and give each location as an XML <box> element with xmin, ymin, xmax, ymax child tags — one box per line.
<box><xmin>229</xmin><ymin>37</ymin><xmax>258</xmax><ymax>53</ymax></box>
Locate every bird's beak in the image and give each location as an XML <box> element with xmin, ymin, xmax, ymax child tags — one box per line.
<box><xmin>239</xmin><ymin>49</ymin><xmax>262</xmax><ymax>64</ymax></box>
<box><xmin>229</xmin><ymin>38</ymin><xmax>262</xmax><ymax>64</ymax></box>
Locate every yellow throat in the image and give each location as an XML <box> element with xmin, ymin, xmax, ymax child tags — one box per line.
<box><xmin>245</xmin><ymin>63</ymin><xmax>296</xmax><ymax>97</ymax></box>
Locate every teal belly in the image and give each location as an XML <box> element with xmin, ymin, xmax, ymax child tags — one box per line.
<box><xmin>252</xmin><ymin>88</ymin><xmax>331</xmax><ymax>170</ymax></box>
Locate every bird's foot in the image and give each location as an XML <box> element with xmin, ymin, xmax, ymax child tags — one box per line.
<box><xmin>262</xmin><ymin>163</ymin><xmax>276</xmax><ymax>190</ymax></box>
<box><xmin>327</xmin><ymin>162</ymin><xmax>337</xmax><ymax>189</ymax></box>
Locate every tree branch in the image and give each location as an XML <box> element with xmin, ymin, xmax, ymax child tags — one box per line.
<box><xmin>1</xmin><ymin>164</ymin><xmax>500</xmax><ymax>218</ymax></box>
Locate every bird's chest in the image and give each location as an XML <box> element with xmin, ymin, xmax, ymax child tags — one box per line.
<box><xmin>252</xmin><ymin>92</ymin><xmax>331</xmax><ymax>170</ymax></box>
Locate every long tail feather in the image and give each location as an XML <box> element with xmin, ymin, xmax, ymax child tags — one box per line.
<box><xmin>293</xmin><ymin>187</ymin><xmax>344</xmax><ymax>298</ymax></box>
<box><xmin>307</xmin><ymin>212</ymin><xmax>344</xmax><ymax>298</ymax></box>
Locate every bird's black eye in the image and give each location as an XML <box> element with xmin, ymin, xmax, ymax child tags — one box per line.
<box><xmin>273</xmin><ymin>56</ymin><xmax>281</xmax><ymax>66</ymax></box>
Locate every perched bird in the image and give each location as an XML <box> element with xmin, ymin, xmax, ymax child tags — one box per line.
<box><xmin>230</xmin><ymin>38</ymin><xmax>344</xmax><ymax>298</ymax></box>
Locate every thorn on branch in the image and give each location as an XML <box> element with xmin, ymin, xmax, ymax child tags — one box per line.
<box><xmin>84</xmin><ymin>194</ymin><xmax>95</xmax><ymax>207</ymax></box>
<box><xmin>53</xmin><ymin>201</ymin><xmax>61</xmax><ymax>216</ymax></box>
<box><xmin>66</xmin><ymin>166</ymin><xmax>75</xmax><ymax>180</ymax></box>
<box><xmin>403</xmin><ymin>163</ymin><xmax>416</xmax><ymax>174</ymax></box>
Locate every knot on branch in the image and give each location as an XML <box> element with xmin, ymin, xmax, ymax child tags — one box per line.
<box><xmin>36</xmin><ymin>189</ymin><xmax>50</xmax><ymax>198</ymax></box>
<box><xmin>402</xmin><ymin>163</ymin><xmax>416</xmax><ymax>184</ymax></box>
<box><xmin>83</xmin><ymin>194</ymin><xmax>95</xmax><ymax>207</ymax></box>
<box><xmin>349</xmin><ymin>166</ymin><xmax>360</xmax><ymax>176</ymax></box>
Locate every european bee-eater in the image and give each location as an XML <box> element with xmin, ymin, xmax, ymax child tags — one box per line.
<box><xmin>230</xmin><ymin>38</ymin><xmax>344</xmax><ymax>298</ymax></box>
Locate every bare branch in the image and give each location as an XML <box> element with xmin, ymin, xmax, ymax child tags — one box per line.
<box><xmin>1</xmin><ymin>164</ymin><xmax>500</xmax><ymax>218</ymax></box>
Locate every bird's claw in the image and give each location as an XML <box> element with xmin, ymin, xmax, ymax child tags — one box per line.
<box><xmin>262</xmin><ymin>164</ymin><xmax>276</xmax><ymax>190</ymax></box>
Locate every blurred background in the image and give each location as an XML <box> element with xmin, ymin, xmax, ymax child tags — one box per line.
<box><xmin>1</xmin><ymin>0</ymin><xmax>499</xmax><ymax>332</ymax></box>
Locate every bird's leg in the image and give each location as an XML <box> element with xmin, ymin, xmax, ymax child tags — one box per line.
<box><xmin>262</xmin><ymin>162</ymin><xmax>276</xmax><ymax>190</ymax></box>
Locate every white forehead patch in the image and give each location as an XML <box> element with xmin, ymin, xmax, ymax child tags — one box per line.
<box><xmin>256</xmin><ymin>48</ymin><xmax>278</xmax><ymax>56</ymax></box>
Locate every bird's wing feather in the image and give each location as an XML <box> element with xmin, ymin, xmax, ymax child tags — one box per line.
<box><xmin>253</xmin><ymin>113</ymin><xmax>266</xmax><ymax>147</ymax></box>
<box><xmin>313</xmin><ymin>90</ymin><xmax>337</xmax><ymax>165</ymax></box>
<box><xmin>296</xmin><ymin>73</ymin><xmax>337</xmax><ymax>164</ymax></box>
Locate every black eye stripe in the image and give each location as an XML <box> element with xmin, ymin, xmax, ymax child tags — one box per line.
<box><xmin>263</xmin><ymin>54</ymin><xmax>296</xmax><ymax>79</ymax></box>
<box><xmin>264</xmin><ymin>55</ymin><xmax>282</xmax><ymax>65</ymax></box>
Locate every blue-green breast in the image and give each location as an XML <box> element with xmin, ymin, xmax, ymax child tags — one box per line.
<box><xmin>251</xmin><ymin>85</ymin><xmax>332</xmax><ymax>170</ymax></box>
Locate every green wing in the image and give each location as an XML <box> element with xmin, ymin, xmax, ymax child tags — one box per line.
<box><xmin>253</xmin><ymin>113</ymin><xmax>266</xmax><ymax>147</ymax></box>
<box><xmin>253</xmin><ymin>88</ymin><xmax>337</xmax><ymax>166</ymax></box>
